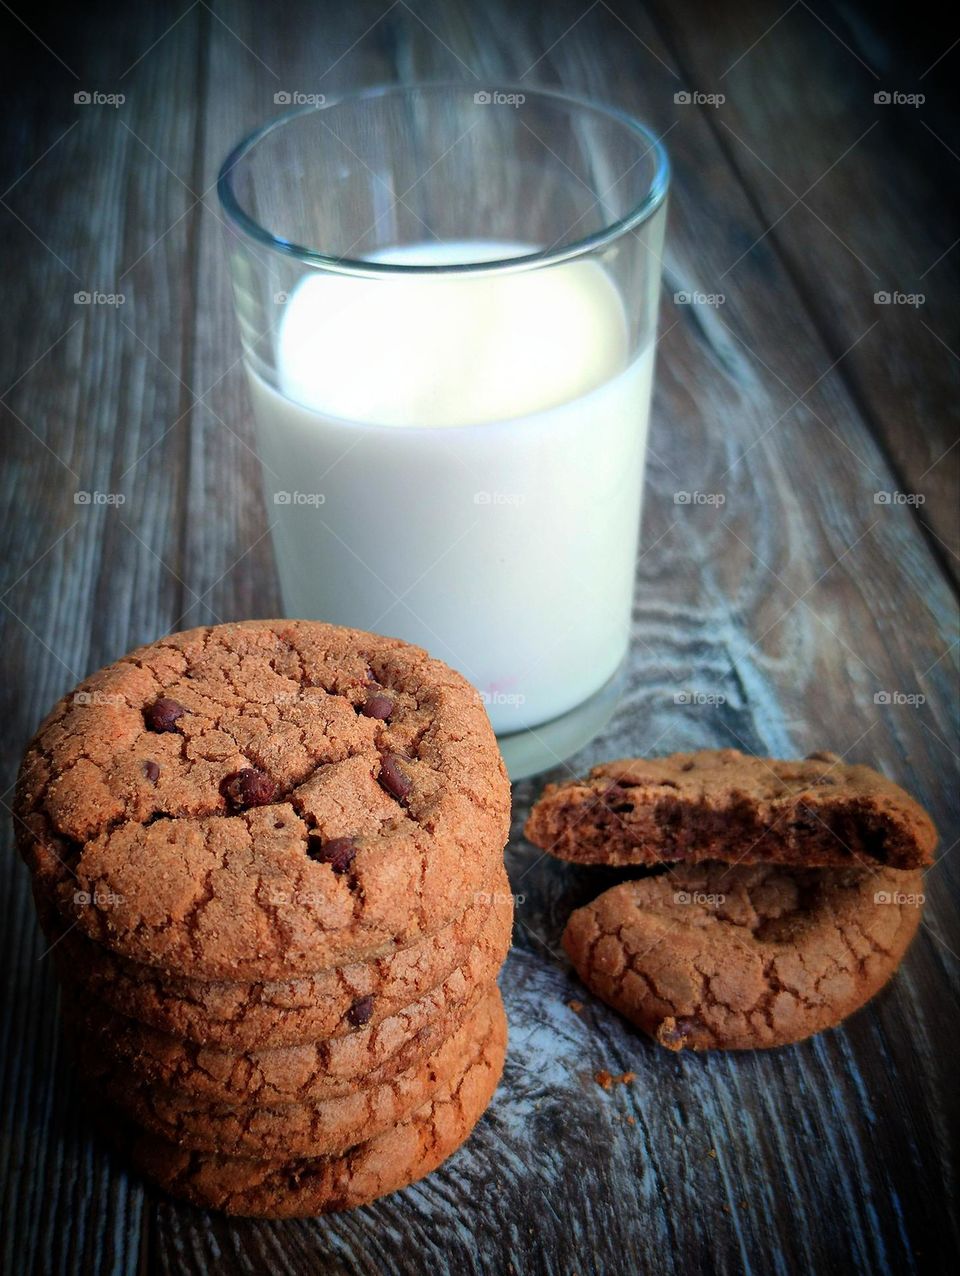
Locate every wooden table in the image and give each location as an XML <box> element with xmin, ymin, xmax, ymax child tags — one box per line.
<box><xmin>2</xmin><ymin>3</ymin><xmax>957</xmax><ymax>1272</ymax></box>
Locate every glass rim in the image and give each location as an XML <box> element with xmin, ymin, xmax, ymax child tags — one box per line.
<box><xmin>217</xmin><ymin>81</ymin><xmax>670</xmax><ymax>277</ymax></box>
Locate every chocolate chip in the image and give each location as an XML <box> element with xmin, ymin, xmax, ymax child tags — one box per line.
<box><xmin>307</xmin><ymin>835</ymin><xmax>357</xmax><ymax>874</ymax></box>
<box><xmin>378</xmin><ymin>753</ymin><xmax>412</xmax><ymax>801</ymax></box>
<box><xmin>361</xmin><ymin>693</ymin><xmax>394</xmax><ymax>720</ymax></box>
<box><xmin>221</xmin><ymin>767</ymin><xmax>277</xmax><ymax>809</ymax></box>
<box><xmin>142</xmin><ymin>760</ymin><xmax>160</xmax><ymax>783</ymax></box>
<box><xmin>346</xmin><ymin>995</ymin><xmax>374</xmax><ymax>1028</ymax></box>
<box><xmin>144</xmin><ymin>697</ymin><xmax>185</xmax><ymax>732</ymax></box>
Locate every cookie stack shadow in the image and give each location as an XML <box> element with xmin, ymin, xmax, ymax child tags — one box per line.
<box><xmin>15</xmin><ymin>620</ymin><xmax>514</xmax><ymax>1217</ymax></box>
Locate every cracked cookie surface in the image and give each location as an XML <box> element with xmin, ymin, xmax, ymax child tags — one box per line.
<box><xmin>126</xmin><ymin>991</ymin><xmax>507</xmax><ymax>1217</ymax></box>
<box><xmin>66</xmin><ymin>889</ymin><xmax>513</xmax><ymax>1104</ymax></box>
<box><xmin>15</xmin><ymin>620</ymin><xmax>510</xmax><ymax>979</ymax></box>
<box><xmin>526</xmin><ymin>749</ymin><xmax>936</xmax><ymax>871</ymax></box>
<box><xmin>86</xmin><ymin>986</ymin><xmax>502</xmax><ymax>1158</ymax></box>
<box><xmin>39</xmin><ymin>870</ymin><xmax>506</xmax><ymax>1049</ymax></box>
<box><xmin>562</xmin><ymin>862</ymin><xmax>924</xmax><ymax>1050</ymax></box>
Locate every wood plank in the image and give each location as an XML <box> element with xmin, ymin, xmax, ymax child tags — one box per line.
<box><xmin>0</xmin><ymin>5</ymin><xmax>204</xmax><ymax>1274</ymax></box>
<box><xmin>645</xmin><ymin>0</ymin><xmax>960</xmax><ymax>574</ymax></box>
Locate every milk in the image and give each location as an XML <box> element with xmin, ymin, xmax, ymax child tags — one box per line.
<box><xmin>248</xmin><ymin>242</ymin><xmax>654</xmax><ymax>734</ymax></box>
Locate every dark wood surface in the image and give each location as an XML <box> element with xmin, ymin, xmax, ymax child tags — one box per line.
<box><xmin>1</xmin><ymin>2</ymin><xmax>958</xmax><ymax>1273</ymax></box>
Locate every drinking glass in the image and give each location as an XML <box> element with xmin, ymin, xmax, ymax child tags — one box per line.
<box><xmin>218</xmin><ymin>83</ymin><xmax>669</xmax><ymax>778</ymax></box>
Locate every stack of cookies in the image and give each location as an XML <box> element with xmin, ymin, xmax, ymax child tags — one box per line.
<box><xmin>526</xmin><ymin>749</ymin><xmax>936</xmax><ymax>1051</ymax></box>
<box><xmin>15</xmin><ymin>620</ymin><xmax>512</xmax><ymax>1216</ymax></box>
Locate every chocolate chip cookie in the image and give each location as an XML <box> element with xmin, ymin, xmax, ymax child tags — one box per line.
<box><xmin>88</xmin><ymin>987</ymin><xmax>502</xmax><ymax>1159</ymax></box>
<box><xmin>563</xmin><ymin>862</ymin><xmax>924</xmax><ymax>1050</ymax></box>
<box><xmin>66</xmin><ymin>889</ymin><xmax>513</xmax><ymax>1105</ymax></box>
<box><xmin>526</xmin><ymin>749</ymin><xmax>936</xmax><ymax>870</ymax></box>
<box><xmin>40</xmin><ymin>871</ymin><xmax>505</xmax><ymax>1049</ymax></box>
<box><xmin>125</xmin><ymin>994</ymin><xmax>507</xmax><ymax>1217</ymax></box>
<box><xmin>15</xmin><ymin>620</ymin><xmax>510</xmax><ymax>980</ymax></box>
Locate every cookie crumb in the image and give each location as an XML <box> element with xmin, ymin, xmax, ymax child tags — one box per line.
<box><xmin>594</xmin><ymin>1069</ymin><xmax>635</xmax><ymax>1091</ymax></box>
<box><xmin>567</xmin><ymin>999</ymin><xmax>584</xmax><ymax>1014</ymax></box>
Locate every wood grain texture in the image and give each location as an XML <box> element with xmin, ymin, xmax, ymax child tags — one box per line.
<box><xmin>646</xmin><ymin>0</ymin><xmax>960</xmax><ymax>576</ymax></box>
<box><xmin>0</xmin><ymin>2</ymin><xmax>957</xmax><ymax>1274</ymax></box>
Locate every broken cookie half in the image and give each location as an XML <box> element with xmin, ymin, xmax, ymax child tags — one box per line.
<box><xmin>562</xmin><ymin>861</ymin><xmax>925</xmax><ymax>1051</ymax></box>
<box><xmin>525</xmin><ymin>748</ymin><xmax>936</xmax><ymax>871</ymax></box>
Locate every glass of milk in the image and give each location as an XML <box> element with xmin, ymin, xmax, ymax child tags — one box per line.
<box><xmin>218</xmin><ymin>84</ymin><xmax>669</xmax><ymax>777</ymax></box>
